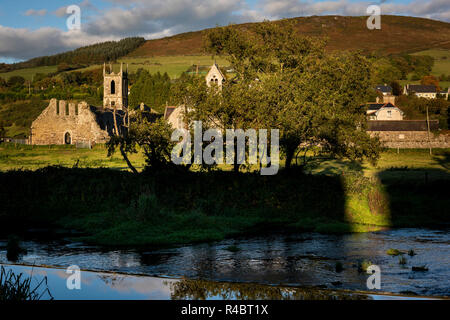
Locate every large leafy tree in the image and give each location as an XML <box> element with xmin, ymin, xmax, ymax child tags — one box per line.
<box><xmin>107</xmin><ymin>111</ymin><xmax>175</xmax><ymax>173</ymax></box>
<box><xmin>195</xmin><ymin>21</ymin><xmax>381</xmax><ymax>169</ymax></box>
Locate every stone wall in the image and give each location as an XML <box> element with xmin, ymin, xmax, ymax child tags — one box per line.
<box><xmin>31</xmin><ymin>99</ymin><xmax>110</xmax><ymax>145</ymax></box>
<box><xmin>368</xmin><ymin>131</ymin><xmax>450</xmax><ymax>148</ymax></box>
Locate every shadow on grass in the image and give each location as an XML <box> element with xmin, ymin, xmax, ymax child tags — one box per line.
<box><xmin>0</xmin><ymin>166</ymin><xmax>349</xmax><ymax>246</ymax></box>
<box><xmin>0</xmin><ymin>163</ymin><xmax>448</xmax><ymax>247</ymax></box>
<box><xmin>433</xmin><ymin>150</ymin><xmax>450</xmax><ymax>171</ymax></box>
<box><xmin>375</xmin><ymin>166</ymin><xmax>450</xmax><ymax>228</ymax></box>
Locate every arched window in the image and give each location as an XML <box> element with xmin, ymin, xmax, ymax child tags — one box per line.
<box><xmin>64</xmin><ymin>132</ymin><xmax>71</xmax><ymax>145</ymax></box>
<box><xmin>111</xmin><ymin>80</ymin><xmax>116</xmax><ymax>94</ymax></box>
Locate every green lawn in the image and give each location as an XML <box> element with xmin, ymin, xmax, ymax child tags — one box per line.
<box><xmin>0</xmin><ymin>144</ymin><xmax>146</xmax><ymax>172</ymax></box>
<box><xmin>1</xmin><ymin>144</ymin><xmax>448</xmax><ymax>177</ymax></box>
<box><xmin>0</xmin><ymin>66</ymin><xmax>58</xmax><ymax>81</ymax></box>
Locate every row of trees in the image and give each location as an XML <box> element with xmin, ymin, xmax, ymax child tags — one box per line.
<box><xmin>128</xmin><ymin>70</ymin><xmax>173</xmax><ymax>112</ymax></box>
<box><xmin>372</xmin><ymin>54</ymin><xmax>434</xmax><ymax>84</ymax></box>
<box><xmin>110</xmin><ymin>21</ymin><xmax>382</xmax><ymax>172</ymax></box>
<box><xmin>0</xmin><ymin>38</ymin><xmax>146</xmax><ymax>73</ymax></box>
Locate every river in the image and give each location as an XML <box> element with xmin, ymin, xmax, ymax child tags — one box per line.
<box><xmin>0</xmin><ymin>228</ymin><xmax>449</xmax><ymax>299</ymax></box>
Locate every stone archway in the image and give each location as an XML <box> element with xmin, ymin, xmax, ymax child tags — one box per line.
<box><xmin>64</xmin><ymin>132</ymin><xmax>72</xmax><ymax>145</ymax></box>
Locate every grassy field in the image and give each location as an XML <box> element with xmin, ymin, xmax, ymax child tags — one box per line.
<box><xmin>401</xmin><ymin>49</ymin><xmax>450</xmax><ymax>90</ymax></box>
<box><xmin>0</xmin><ymin>55</ymin><xmax>230</xmax><ymax>82</ymax></box>
<box><xmin>0</xmin><ymin>66</ymin><xmax>58</xmax><ymax>81</ymax></box>
<box><xmin>0</xmin><ymin>144</ymin><xmax>146</xmax><ymax>172</ymax></box>
<box><xmin>74</xmin><ymin>55</ymin><xmax>230</xmax><ymax>79</ymax></box>
<box><xmin>412</xmin><ymin>49</ymin><xmax>450</xmax><ymax>77</ymax></box>
<box><xmin>1</xmin><ymin>144</ymin><xmax>448</xmax><ymax>174</ymax></box>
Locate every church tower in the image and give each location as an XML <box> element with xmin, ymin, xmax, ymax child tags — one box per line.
<box><xmin>103</xmin><ymin>63</ymin><xmax>128</xmax><ymax>110</ymax></box>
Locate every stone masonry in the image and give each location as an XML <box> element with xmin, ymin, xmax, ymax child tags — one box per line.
<box><xmin>368</xmin><ymin>131</ymin><xmax>450</xmax><ymax>148</ymax></box>
<box><xmin>31</xmin><ymin>99</ymin><xmax>110</xmax><ymax>145</ymax></box>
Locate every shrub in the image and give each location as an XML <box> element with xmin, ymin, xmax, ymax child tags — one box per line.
<box><xmin>0</xmin><ymin>266</ymin><xmax>52</xmax><ymax>301</ymax></box>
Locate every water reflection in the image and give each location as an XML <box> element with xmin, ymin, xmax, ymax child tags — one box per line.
<box><xmin>0</xmin><ymin>228</ymin><xmax>449</xmax><ymax>297</ymax></box>
<box><xmin>169</xmin><ymin>279</ymin><xmax>369</xmax><ymax>300</ymax></box>
<box><xmin>2</xmin><ymin>264</ymin><xmax>439</xmax><ymax>300</ymax></box>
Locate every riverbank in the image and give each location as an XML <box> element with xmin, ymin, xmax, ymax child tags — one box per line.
<box><xmin>0</xmin><ymin>162</ymin><xmax>449</xmax><ymax>247</ymax></box>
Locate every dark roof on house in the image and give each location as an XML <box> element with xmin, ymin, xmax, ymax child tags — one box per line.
<box><xmin>375</xmin><ymin>85</ymin><xmax>392</xmax><ymax>93</ymax></box>
<box><xmin>406</xmin><ymin>85</ymin><xmax>437</xmax><ymax>93</ymax></box>
<box><xmin>164</xmin><ymin>106</ymin><xmax>177</xmax><ymax>120</ymax></box>
<box><xmin>367</xmin><ymin>102</ymin><xmax>397</xmax><ymax>111</ymax></box>
<box><xmin>367</xmin><ymin>120</ymin><xmax>439</xmax><ymax>131</ymax></box>
<box><xmin>367</xmin><ymin>103</ymin><xmax>384</xmax><ymax>111</ymax></box>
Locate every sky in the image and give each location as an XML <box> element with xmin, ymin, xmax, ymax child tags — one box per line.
<box><xmin>0</xmin><ymin>0</ymin><xmax>449</xmax><ymax>63</ymax></box>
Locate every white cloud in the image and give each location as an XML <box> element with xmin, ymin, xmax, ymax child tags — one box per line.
<box><xmin>258</xmin><ymin>0</ymin><xmax>450</xmax><ymax>21</ymax></box>
<box><xmin>53</xmin><ymin>6</ymin><xmax>68</xmax><ymax>17</ymax></box>
<box><xmin>1</xmin><ymin>0</ymin><xmax>449</xmax><ymax>61</ymax></box>
<box><xmin>24</xmin><ymin>9</ymin><xmax>47</xmax><ymax>16</ymax></box>
<box><xmin>0</xmin><ymin>26</ymin><xmax>115</xmax><ymax>60</ymax></box>
<box><xmin>84</xmin><ymin>0</ymin><xmax>251</xmax><ymax>37</ymax></box>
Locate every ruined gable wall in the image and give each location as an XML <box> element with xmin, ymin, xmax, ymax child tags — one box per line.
<box><xmin>31</xmin><ymin>99</ymin><xmax>109</xmax><ymax>145</ymax></box>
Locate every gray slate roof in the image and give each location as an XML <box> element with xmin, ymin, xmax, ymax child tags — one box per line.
<box><xmin>406</xmin><ymin>85</ymin><xmax>437</xmax><ymax>93</ymax></box>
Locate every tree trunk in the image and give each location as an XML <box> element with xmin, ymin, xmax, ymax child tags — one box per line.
<box><xmin>113</xmin><ymin>107</ymin><xmax>119</xmax><ymax>135</ymax></box>
<box><xmin>285</xmin><ymin>145</ymin><xmax>297</xmax><ymax>169</ymax></box>
<box><xmin>120</xmin><ymin>144</ymin><xmax>138</xmax><ymax>174</ymax></box>
<box><xmin>233</xmin><ymin>137</ymin><xmax>239</xmax><ymax>173</ymax></box>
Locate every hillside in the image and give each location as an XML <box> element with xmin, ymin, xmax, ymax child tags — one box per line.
<box><xmin>0</xmin><ymin>37</ymin><xmax>146</xmax><ymax>73</ymax></box>
<box><xmin>128</xmin><ymin>15</ymin><xmax>450</xmax><ymax>57</ymax></box>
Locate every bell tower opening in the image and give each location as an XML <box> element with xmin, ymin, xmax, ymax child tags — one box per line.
<box><xmin>111</xmin><ymin>80</ymin><xmax>116</xmax><ymax>94</ymax></box>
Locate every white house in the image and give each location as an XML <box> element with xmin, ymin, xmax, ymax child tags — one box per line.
<box><xmin>403</xmin><ymin>84</ymin><xmax>437</xmax><ymax>99</ymax></box>
<box><xmin>367</xmin><ymin>102</ymin><xmax>404</xmax><ymax>121</ymax></box>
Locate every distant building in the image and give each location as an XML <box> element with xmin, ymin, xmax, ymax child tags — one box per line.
<box><xmin>375</xmin><ymin>84</ymin><xmax>393</xmax><ymax>96</ymax></box>
<box><xmin>206</xmin><ymin>63</ymin><xmax>226</xmax><ymax>88</ymax></box>
<box><xmin>30</xmin><ymin>99</ymin><xmax>123</xmax><ymax>146</ymax></box>
<box><xmin>165</xmin><ymin>64</ymin><xmax>224</xmax><ymax>130</ymax></box>
<box><xmin>403</xmin><ymin>84</ymin><xmax>437</xmax><ymax>99</ymax></box>
<box><xmin>31</xmin><ymin>63</ymin><xmax>128</xmax><ymax>145</ymax></box>
<box><xmin>366</xmin><ymin>102</ymin><xmax>404</xmax><ymax>121</ymax></box>
<box><xmin>438</xmin><ymin>89</ymin><xmax>449</xmax><ymax>100</ymax></box>
<box><xmin>103</xmin><ymin>63</ymin><xmax>129</xmax><ymax>110</ymax></box>
<box><xmin>164</xmin><ymin>105</ymin><xmax>187</xmax><ymax>130</ymax></box>
<box><xmin>376</xmin><ymin>94</ymin><xmax>396</xmax><ymax>104</ymax></box>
